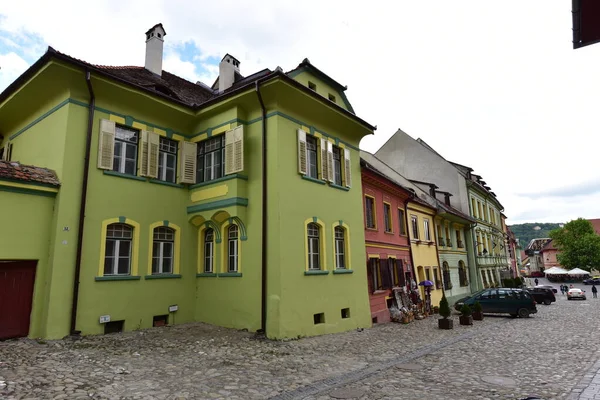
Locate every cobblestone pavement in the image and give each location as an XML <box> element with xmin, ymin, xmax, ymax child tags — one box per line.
<box><xmin>1</xmin><ymin>279</ymin><xmax>600</xmax><ymax>400</ymax></box>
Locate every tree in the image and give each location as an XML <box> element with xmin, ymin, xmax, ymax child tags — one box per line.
<box><xmin>549</xmin><ymin>218</ymin><xmax>600</xmax><ymax>271</ymax></box>
<box><xmin>439</xmin><ymin>294</ymin><xmax>451</xmax><ymax>319</ymax></box>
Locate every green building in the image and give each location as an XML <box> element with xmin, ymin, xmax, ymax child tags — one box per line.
<box><xmin>0</xmin><ymin>24</ymin><xmax>375</xmax><ymax>340</ymax></box>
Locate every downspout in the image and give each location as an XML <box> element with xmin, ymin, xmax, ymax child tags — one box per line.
<box><xmin>70</xmin><ymin>70</ymin><xmax>95</xmax><ymax>335</ymax></box>
<box><xmin>405</xmin><ymin>198</ymin><xmax>418</xmax><ymax>286</ymax></box>
<box><xmin>255</xmin><ymin>81</ymin><xmax>267</xmax><ymax>335</ymax></box>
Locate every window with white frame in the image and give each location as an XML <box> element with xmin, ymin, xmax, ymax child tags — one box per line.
<box><xmin>306</xmin><ymin>136</ymin><xmax>318</xmax><ymax>179</ymax></box>
<box><xmin>228</xmin><ymin>225</ymin><xmax>239</xmax><ymax>272</ymax></box>
<box><xmin>334</xmin><ymin>226</ymin><xmax>346</xmax><ymax>269</ymax></box>
<box><xmin>113</xmin><ymin>126</ymin><xmax>138</xmax><ymax>175</ymax></box>
<box><xmin>158</xmin><ymin>137</ymin><xmax>177</xmax><ymax>183</ymax></box>
<box><xmin>204</xmin><ymin>228</ymin><xmax>214</xmax><ymax>273</ymax></box>
<box><xmin>424</xmin><ymin>219</ymin><xmax>431</xmax><ymax>241</ymax></box>
<box><xmin>307</xmin><ymin>223</ymin><xmax>321</xmax><ymax>270</ymax></box>
<box><xmin>197</xmin><ymin>135</ymin><xmax>225</xmax><ymax>183</ymax></box>
<box><xmin>104</xmin><ymin>223</ymin><xmax>133</xmax><ymax>275</ymax></box>
<box><xmin>332</xmin><ymin>146</ymin><xmax>342</xmax><ymax>185</ymax></box>
<box><xmin>152</xmin><ymin>226</ymin><xmax>174</xmax><ymax>274</ymax></box>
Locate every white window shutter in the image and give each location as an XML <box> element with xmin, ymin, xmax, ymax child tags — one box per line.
<box><xmin>178</xmin><ymin>141</ymin><xmax>197</xmax><ymax>184</ymax></box>
<box><xmin>225</xmin><ymin>129</ymin><xmax>235</xmax><ymax>175</ymax></box>
<box><xmin>147</xmin><ymin>131</ymin><xmax>160</xmax><ymax>178</ymax></box>
<box><xmin>326</xmin><ymin>141</ymin><xmax>334</xmax><ymax>182</ymax></box>
<box><xmin>320</xmin><ymin>138</ymin><xmax>328</xmax><ymax>181</ymax></box>
<box><xmin>297</xmin><ymin>129</ymin><xmax>307</xmax><ymax>175</ymax></box>
<box><xmin>344</xmin><ymin>148</ymin><xmax>352</xmax><ymax>188</ymax></box>
<box><xmin>97</xmin><ymin>119</ymin><xmax>115</xmax><ymax>170</ymax></box>
<box><xmin>138</xmin><ymin>130</ymin><xmax>149</xmax><ymax>177</ymax></box>
<box><xmin>225</xmin><ymin>126</ymin><xmax>244</xmax><ymax>175</ymax></box>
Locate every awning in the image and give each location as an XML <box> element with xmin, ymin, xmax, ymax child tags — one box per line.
<box><xmin>544</xmin><ymin>267</ymin><xmax>569</xmax><ymax>275</ymax></box>
<box><xmin>567</xmin><ymin>268</ymin><xmax>590</xmax><ymax>275</ymax></box>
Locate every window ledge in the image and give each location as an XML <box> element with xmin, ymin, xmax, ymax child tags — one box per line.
<box><xmin>95</xmin><ymin>275</ymin><xmax>141</xmax><ymax>281</ymax></box>
<box><xmin>366</xmin><ymin>227</ymin><xmax>378</xmax><ymax>231</ymax></box>
<box><xmin>148</xmin><ymin>179</ymin><xmax>185</xmax><ymax>189</ymax></box>
<box><xmin>145</xmin><ymin>274</ymin><xmax>182</xmax><ymax>280</ymax></box>
<box><xmin>196</xmin><ymin>273</ymin><xmax>218</xmax><ymax>278</ymax></box>
<box><xmin>384</xmin><ymin>231</ymin><xmax>394</xmax><ymax>235</ymax></box>
<box><xmin>330</xmin><ymin>183</ymin><xmax>350</xmax><ymax>191</ymax></box>
<box><xmin>372</xmin><ymin>290</ymin><xmax>388</xmax><ymax>295</ymax></box>
<box><xmin>103</xmin><ymin>170</ymin><xmax>146</xmax><ymax>182</ymax></box>
<box><xmin>189</xmin><ymin>174</ymin><xmax>248</xmax><ymax>189</ymax></box>
<box><xmin>333</xmin><ymin>269</ymin><xmax>353</xmax><ymax>274</ymax></box>
<box><xmin>304</xmin><ymin>270</ymin><xmax>329</xmax><ymax>275</ymax></box>
<box><xmin>301</xmin><ymin>175</ymin><xmax>326</xmax><ymax>185</ymax></box>
<box><xmin>217</xmin><ymin>272</ymin><xmax>242</xmax><ymax>277</ymax></box>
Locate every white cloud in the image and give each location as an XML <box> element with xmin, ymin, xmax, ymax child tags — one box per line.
<box><xmin>1</xmin><ymin>1</ymin><xmax>599</xmax><ymax>225</ymax></box>
<box><xmin>0</xmin><ymin>52</ymin><xmax>29</xmax><ymax>92</ymax></box>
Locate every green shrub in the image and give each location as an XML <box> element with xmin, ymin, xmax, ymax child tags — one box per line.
<box><xmin>473</xmin><ymin>301</ymin><xmax>482</xmax><ymax>313</ymax></box>
<box><xmin>439</xmin><ymin>294</ymin><xmax>451</xmax><ymax>319</ymax></box>
<box><xmin>460</xmin><ymin>304</ymin><xmax>472</xmax><ymax>316</ymax></box>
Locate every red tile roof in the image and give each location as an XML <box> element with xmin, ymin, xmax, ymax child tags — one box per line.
<box><xmin>0</xmin><ymin>161</ymin><xmax>60</xmax><ymax>187</ymax></box>
<box><xmin>589</xmin><ymin>219</ymin><xmax>600</xmax><ymax>235</ymax></box>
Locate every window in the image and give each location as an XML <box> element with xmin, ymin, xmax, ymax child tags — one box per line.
<box><xmin>437</xmin><ymin>224</ymin><xmax>444</xmax><ymax>246</ymax></box>
<box><xmin>328</xmin><ymin>93</ymin><xmax>336</xmax><ymax>102</ymax></box>
<box><xmin>434</xmin><ymin>268</ymin><xmax>442</xmax><ymax>289</ymax></box>
<box><xmin>228</xmin><ymin>225</ymin><xmax>239</xmax><ymax>272</ymax></box>
<box><xmin>204</xmin><ymin>228</ymin><xmax>215</xmax><ymax>273</ymax></box>
<box><xmin>197</xmin><ymin>135</ymin><xmax>225</xmax><ymax>183</ymax></box>
<box><xmin>307</xmin><ymin>223</ymin><xmax>321</xmax><ymax>270</ymax></box>
<box><xmin>367</xmin><ymin>258</ymin><xmax>380</xmax><ymax>292</ymax></box>
<box><xmin>152</xmin><ymin>227</ymin><xmax>174</xmax><ymax>274</ymax></box>
<box><xmin>471</xmin><ymin>198</ymin><xmax>477</xmax><ymax>218</ymax></box>
<box><xmin>424</xmin><ymin>219</ymin><xmax>431</xmax><ymax>241</ymax></box>
<box><xmin>306</xmin><ymin>135</ymin><xmax>318</xmax><ymax>179</ymax></box>
<box><xmin>113</xmin><ymin>126</ymin><xmax>138</xmax><ymax>175</ymax></box>
<box><xmin>392</xmin><ymin>259</ymin><xmax>406</xmax><ymax>287</ymax></box>
<box><xmin>308</xmin><ymin>81</ymin><xmax>317</xmax><ymax>91</ymax></box>
<box><xmin>456</xmin><ymin>230</ymin><xmax>464</xmax><ymax>248</ymax></box>
<box><xmin>365</xmin><ymin>196</ymin><xmax>376</xmax><ymax>229</ymax></box>
<box><xmin>332</xmin><ymin>146</ymin><xmax>342</xmax><ymax>185</ymax></box>
<box><xmin>445</xmin><ymin>224</ymin><xmax>452</xmax><ymax>247</ymax></box>
<box><xmin>334</xmin><ymin>227</ymin><xmax>346</xmax><ymax>269</ymax></box>
<box><xmin>411</xmin><ymin>215</ymin><xmax>419</xmax><ymax>239</ymax></box>
<box><xmin>425</xmin><ymin>268</ymin><xmax>431</xmax><ymax>282</ymax></box>
<box><xmin>458</xmin><ymin>261</ymin><xmax>469</xmax><ymax>287</ymax></box>
<box><xmin>383</xmin><ymin>203</ymin><xmax>392</xmax><ymax>233</ymax></box>
<box><xmin>104</xmin><ymin>223</ymin><xmax>133</xmax><ymax>275</ymax></box>
<box><xmin>158</xmin><ymin>137</ymin><xmax>177</xmax><ymax>183</ymax></box>
<box><xmin>442</xmin><ymin>262</ymin><xmax>452</xmax><ymax>290</ymax></box>
<box><xmin>398</xmin><ymin>209</ymin><xmax>406</xmax><ymax>235</ymax></box>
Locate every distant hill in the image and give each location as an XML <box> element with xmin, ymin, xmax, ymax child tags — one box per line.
<box><xmin>508</xmin><ymin>223</ymin><xmax>563</xmax><ymax>249</ymax></box>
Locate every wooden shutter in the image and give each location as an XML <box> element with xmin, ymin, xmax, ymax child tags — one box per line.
<box><xmin>225</xmin><ymin>126</ymin><xmax>244</xmax><ymax>175</ymax></box>
<box><xmin>343</xmin><ymin>148</ymin><xmax>352</xmax><ymax>188</ymax></box>
<box><xmin>379</xmin><ymin>258</ymin><xmax>393</xmax><ymax>289</ymax></box>
<box><xmin>97</xmin><ymin>119</ymin><xmax>115</xmax><ymax>170</ymax></box>
<box><xmin>326</xmin><ymin>141</ymin><xmax>334</xmax><ymax>182</ymax></box>
<box><xmin>297</xmin><ymin>129</ymin><xmax>307</xmax><ymax>175</ymax></box>
<box><xmin>147</xmin><ymin>131</ymin><xmax>160</xmax><ymax>178</ymax></box>
<box><xmin>178</xmin><ymin>141</ymin><xmax>197</xmax><ymax>184</ymax></box>
<box><xmin>367</xmin><ymin>259</ymin><xmax>376</xmax><ymax>293</ymax></box>
<box><xmin>395</xmin><ymin>259</ymin><xmax>405</xmax><ymax>287</ymax></box>
<box><xmin>138</xmin><ymin>131</ymin><xmax>149</xmax><ymax>177</ymax></box>
<box><xmin>320</xmin><ymin>138</ymin><xmax>328</xmax><ymax>181</ymax></box>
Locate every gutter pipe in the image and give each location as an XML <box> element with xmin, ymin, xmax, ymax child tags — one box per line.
<box><xmin>70</xmin><ymin>70</ymin><xmax>95</xmax><ymax>335</ymax></box>
<box><xmin>255</xmin><ymin>80</ymin><xmax>267</xmax><ymax>335</ymax></box>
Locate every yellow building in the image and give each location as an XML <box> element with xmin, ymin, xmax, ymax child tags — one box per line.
<box><xmin>407</xmin><ymin>200</ymin><xmax>443</xmax><ymax>307</ymax></box>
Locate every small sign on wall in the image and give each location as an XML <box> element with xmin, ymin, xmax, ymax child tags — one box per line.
<box><xmin>99</xmin><ymin>315</ymin><xmax>111</xmax><ymax>324</ymax></box>
<box><xmin>168</xmin><ymin>305</ymin><xmax>178</xmax><ymax>313</ymax></box>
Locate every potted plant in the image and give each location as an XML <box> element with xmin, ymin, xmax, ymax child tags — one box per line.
<box><xmin>459</xmin><ymin>304</ymin><xmax>473</xmax><ymax>326</ymax></box>
<box><xmin>472</xmin><ymin>301</ymin><xmax>484</xmax><ymax>321</ymax></box>
<box><xmin>438</xmin><ymin>294</ymin><xmax>453</xmax><ymax>330</ymax></box>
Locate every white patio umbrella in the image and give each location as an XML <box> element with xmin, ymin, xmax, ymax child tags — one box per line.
<box><xmin>567</xmin><ymin>268</ymin><xmax>590</xmax><ymax>275</ymax></box>
<box><xmin>544</xmin><ymin>267</ymin><xmax>569</xmax><ymax>275</ymax></box>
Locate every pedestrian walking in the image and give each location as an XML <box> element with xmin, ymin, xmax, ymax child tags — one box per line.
<box><xmin>592</xmin><ymin>285</ymin><xmax>598</xmax><ymax>298</ymax></box>
<box><xmin>534</xmin><ymin>278</ymin><xmax>539</xmax><ymax>286</ymax></box>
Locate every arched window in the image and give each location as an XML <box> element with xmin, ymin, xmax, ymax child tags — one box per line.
<box><xmin>204</xmin><ymin>228</ymin><xmax>215</xmax><ymax>273</ymax></box>
<box><xmin>228</xmin><ymin>225</ymin><xmax>239</xmax><ymax>272</ymax></box>
<box><xmin>334</xmin><ymin>226</ymin><xmax>346</xmax><ymax>269</ymax></box>
<box><xmin>442</xmin><ymin>261</ymin><xmax>452</xmax><ymax>290</ymax></box>
<box><xmin>458</xmin><ymin>260</ymin><xmax>469</xmax><ymax>287</ymax></box>
<box><xmin>307</xmin><ymin>223</ymin><xmax>321</xmax><ymax>270</ymax></box>
<box><xmin>152</xmin><ymin>226</ymin><xmax>175</xmax><ymax>274</ymax></box>
<box><xmin>105</xmin><ymin>223</ymin><xmax>133</xmax><ymax>276</ymax></box>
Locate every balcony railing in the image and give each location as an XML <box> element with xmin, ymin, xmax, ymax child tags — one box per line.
<box><xmin>457</xmin><ymin>240</ymin><xmax>464</xmax><ymax>248</ymax></box>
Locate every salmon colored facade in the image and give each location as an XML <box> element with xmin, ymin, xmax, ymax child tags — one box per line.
<box><xmin>361</xmin><ymin>165</ymin><xmax>413</xmax><ymax>323</ymax></box>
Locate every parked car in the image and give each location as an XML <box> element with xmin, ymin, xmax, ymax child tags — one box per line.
<box><xmin>535</xmin><ymin>285</ymin><xmax>558</xmax><ymax>294</ymax></box>
<box><xmin>567</xmin><ymin>288</ymin><xmax>587</xmax><ymax>300</ymax></box>
<box><xmin>454</xmin><ymin>288</ymin><xmax>537</xmax><ymax>318</ymax></box>
<box><xmin>583</xmin><ymin>278</ymin><xmax>600</xmax><ymax>285</ymax></box>
<box><xmin>526</xmin><ymin>287</ymin><xmax>556</xmax><ymax>305</ymax></box>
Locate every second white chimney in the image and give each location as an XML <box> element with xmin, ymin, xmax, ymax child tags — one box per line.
<box><xmin>145</xmin><ymin>23</ymin><xmax>166</xmax><ymax>76</ymax></box>
<box><xmin>219</xmin><ymin>54</ymin><xmax>240</xmax><ymax>92</ymax></box>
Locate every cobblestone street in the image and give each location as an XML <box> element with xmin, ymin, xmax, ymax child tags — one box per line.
<box><xmin>2</xmin><ymin>280</ymin><xmax>600</xmax><ymax>399</ymax></box>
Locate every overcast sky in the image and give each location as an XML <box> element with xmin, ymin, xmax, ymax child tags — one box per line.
<box><xmin>1</xmin><ymin>1</ymin><xmax>598</xmax><ymax>225</ymax></box>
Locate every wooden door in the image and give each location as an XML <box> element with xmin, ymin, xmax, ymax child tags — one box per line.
<box><xmin>0</xmin><ymin>261</ymin><xmax>37</xmax><ymax>340</ymax></box>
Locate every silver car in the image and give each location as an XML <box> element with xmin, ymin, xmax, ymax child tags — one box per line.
<box><xmin>567</xmin><ymin>288</ymin><xmax>586</xmax><ymax>300</ymax></box>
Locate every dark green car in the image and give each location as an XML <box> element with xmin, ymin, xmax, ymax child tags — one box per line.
<box><xmin>454</xmin><ymin>288</ymin><xmax>538</xmax><ymax>318</ymax></box>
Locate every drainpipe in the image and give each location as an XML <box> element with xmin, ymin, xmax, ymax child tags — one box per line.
<box><xmin>405</xmin><ymin>198</ymin><xmax>418</xmax><ymax>286</ymax></box>
<box><xmin>255</xmin><ymin>81</ymin><xmax>267</xmax><ymax>335</ymax></box>
<box><xmin>70</xmin><ymin>70</ymin><xmax>95</xmax><ymax>335</ymax></box>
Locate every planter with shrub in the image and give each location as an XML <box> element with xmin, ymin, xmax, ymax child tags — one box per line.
<box><xmin>459</xmin><ymin>304</ymin><xmax>473</xmax><ymax>326</ymax></box>
<box><xmin>438</xmin><ymin>294</ymin><xmax>453</xmax><ymax>330</ymax></box>
<box><xmin>472</xmin><ymin>301</ymin><xmax>484</xmax><ymax>320</ymax></box>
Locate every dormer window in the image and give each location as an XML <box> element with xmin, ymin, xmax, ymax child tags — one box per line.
<box><xmin>308</xmin><ymin>81</ymin><xmax>317</xmax><ymax>91</ymax></box>
<box><xmin>328</xmin><ymin>94</ymin><xmax>336</xmax><ymax>103</ymax></box>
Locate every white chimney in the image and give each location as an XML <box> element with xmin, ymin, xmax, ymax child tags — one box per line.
<box><xmin>145</xmin><ymin>24</ymin><xmax>166</xmax><ymax>76</ymax></box>
<box><xmin>219</xmin><ymin>54</ymin><xmax>240</xmax><ymax>92</ymax></box>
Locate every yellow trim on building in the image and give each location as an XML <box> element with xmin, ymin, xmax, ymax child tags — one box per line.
<box><xmin>367</xmin><ymin>254</ymin><xmax>381</xmax><ymax>259</ymax></box>
<box><xmin>331</xmin><ymin>221</ymin><xmax>352</xmax><ymax>270</ymax></box>
<box><xmin>221</xmin><ymin>220</ymin><xmax>242</xmax><ymax>273</ymax></box>
<box><xmin>383</xmin><ymin>201</ymin><xmax>393</xmax><ymax>233</ymax></box>
<box><xmin>190</xmin><ymin>184</ymin><xmax>229</xmax><ymax>202</ymax></box>
<box><xmin>0</xmin><ymin>180</ymin><xmax>58</xmax><ymax>193</ymax></box>
<box><xmin>147</xmin><ymin>221</ymin><xmax>181</xmax><ymax>275</ymax></box>
<box><xmin>364</xmin><ymin>194</ymin><xmax>377</xmax><ymax>230</ymax></box>
<box><xmin>97</xmin><ymin>217</ymin><xmax>140</xmax><ymax>277</ymax></box>
<box><xmin>132</xmin><ymin>121</ymin><xmax>146</xmax><ymax>130</ymax></box>
<box><xmin>304</xmin><ymin>217</ymin><xmax>327</xmax><ymax>271</ymax></box>
<box><xmin>109</xmin><ymin>114</ymin><xmax>126</xmax><ymax>124</ymax></box>
<box><xmin>212</xmin><ymin>124</ymin><xmax>231</xmax><ymax>136</ymax></box>
<box><xmin>365</xmin><ymin>243</ymin><xmax>411</xmax><ymax>251</ymax></box>
<box><xmin>197</xmin><ymin>224</ymin><xmax>215</xmax><ymax>273</ymax></box>
<box><xmin>192</xmin><ymin>133</ymin><xmax>209</xmax><ymax>143</ymax></box>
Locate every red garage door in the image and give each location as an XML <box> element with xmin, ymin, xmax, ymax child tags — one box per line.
<box><xmin>0</xmin><ymin>261</ymin><xmax>37</xmax><ymax>340</ymax></box>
